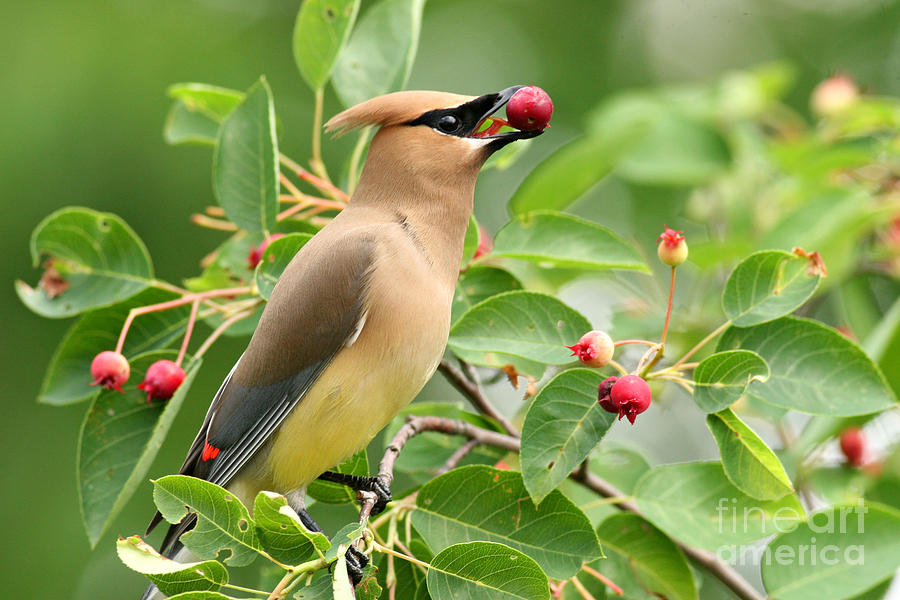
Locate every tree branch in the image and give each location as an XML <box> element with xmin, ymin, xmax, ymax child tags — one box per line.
<box><xmin>437</xmin><ymin>359</ymin><xmax>519</xmax><ymax>436</ymax></box>
<box><xmin>373</xmin><ymin>416</ymin><xmax>765</xmax><ymax>600</ymax></box>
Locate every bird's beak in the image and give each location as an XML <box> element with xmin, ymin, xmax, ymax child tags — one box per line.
<box><xmin>465</xmin><ymin>86</ymin><xmax>546</xmax><ymax>144</ymax></box>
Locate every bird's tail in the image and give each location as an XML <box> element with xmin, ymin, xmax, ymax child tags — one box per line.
<box><xmin>139</xmin><ymin>544</ymin><xmax>197</xmax><ymax>600</ymax></box>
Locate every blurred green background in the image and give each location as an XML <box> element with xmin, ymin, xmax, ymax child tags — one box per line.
<box><xmin>4</xmin><ymin>0</ymin><xmax>900</xmax><ymax>598</ymax></box>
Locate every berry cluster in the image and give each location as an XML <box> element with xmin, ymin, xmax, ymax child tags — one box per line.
<box><xmin>91</xmin><ymin>351</ymin><xmax>186</xmax><ymax>403</ymax></box>
<box><xmin>563</xmin><ymin>226</ymin><xmax>691</xmax><ymax>425</ymax></box>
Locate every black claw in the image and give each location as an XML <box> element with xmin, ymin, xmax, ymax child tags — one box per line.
<box><xmin>345</xmin><ymin>545</ymin><xmax>369</xmax><ymax>585</ymax></box>
<box><xmin>316</xmin><ymin>471</ymin><xmax>392</xmax><ymax>515</ymax></box>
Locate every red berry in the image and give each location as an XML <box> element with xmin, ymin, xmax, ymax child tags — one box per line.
<box><xmin>598</xmin><ymin>376</ymin><xmax>618</xmax><ymax>414</ymax></box>
<box><xmin>90</xmin><ymin>351</ymin><xmax>130</xmax><ymax>393</ymax></box>
<box><xmin>610</xmin><ymin>375</ymin><xmax>652</xmax><ymax>424</ymax></box>
<box><xmin>839</xmin><ymin>427</ymin><xmax>866</xmax><ymax>467</ymax></box>
<box><xmin>473</xmin><ymin>225</ymin><xmax>493</xmax><ymax>260</ymax></box>
<box><xmin>248</xmin><ymin>233</ymin><xmax>286</xmax><ymax>269</ymax></box>
<box><xmin>567</xmin><ymin>330</ymin><xmax>615</xmax><ymax>368</ymax></box>
<box><xmin>657</xmin><ymin>225</ymin><xmax>688</xmax><ymax>267</ymax></box>
<box><xmin>506</xmin><ymin>86</ymin><xmax>553</xmax><ymax>131</ymax></box>
<box><xmin>138</xmin><ymin>360</ymin><xmax>186</xmax><ymax>403</ymax></box>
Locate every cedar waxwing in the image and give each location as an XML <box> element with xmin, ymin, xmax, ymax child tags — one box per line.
<box><xmin>141</xmin><ymin>86</ymin><xmax>543</xmax><ymax>599</ymax></box>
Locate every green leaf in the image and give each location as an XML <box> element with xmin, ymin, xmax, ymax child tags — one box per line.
<box><xmin>595</xmin><ymin>513</ymin><xmax>697</xmax><ymax>600</ymax></box>
<box><xmin>521</xmin><ymin>369</ymin><xmax>616</xmax><ymax>503</ymax></box>
<box><xmin>507</xmin><ymin>129</ymin><xmax>639</xmax><ymax>216</ymax></box>
<box><xmin>707</xmin><ymin>409</ymin><xmax>793</xmax><ymax>500</ymax></box>
<box><xmin>561</xmin><ymin>446</ymin><xmax>651</xmax><ymax>527</ymax></box>
<box><xmin>253</xmin><ymin>491</ymin><xmax>330</xmax><ymax>565</ymax></box>
<box><xmin>325</xmin><ymin>522</ymin><xmax>366</xmax><ymax>563</ymax></box>
<box><xmin>460</xmin><ymin>215</ymin><xmax>479</xmax><ymax>270</ymax></box>
<box><xmin>633</xmin><ymin>462</ymin><xmax>805</xmax><ymax>550</ymax></box>
<box><xmin>452</xmin><ymin>266</ymin><xmax>522</xmax><ymax>325</ymax></box>
<box><xmin>78</xmin><ymin>351</ymin><xmax>200</xmax><ymax>547</ymax></box>
<box><xmin>253</xmin><ymin>233</ymin><xmax>314</xmax><ymax>300</ymax></box>
<box><xmin>411</xmin><ymin>465</ymin><xmax>601</xmax><ymax>579</ymax></box>
<box><xmin>293</xmin><ymin>0</ymin><xmax>360</xmax><ymax>91</ymax></box>
<box><xmin>718</xmin><ymin>317</ymin><xmax>897</xmax><ymax>415</ymax></box>
<box><xmin>164</xmin><ymin>102</ymin><xmax>221</xmax><ymax>146</ymax></box>
<box><xmin>616</xmin><ymin>113</ymin><xmax>731</xmax><ymax>186</ymax></box>
<box><xmin>153</xmin><ymin>475</ymin><xmax>261</xmax><ymax>566</ymax></box>
<box><xmin>213</xmin><ymin>77</ymin><xmax>279</xmax><ymax>233</ymax></box>
<box><xmin>166</xmin><ymin>593</ymin><xmax>239</xmax><ymax>600</ymax></box>
<box><xmin>331</xmin><ymin>0</ymin><xmax>425</xmax><ymax>107</ymax></box>
<box><xmin>306</xmin><ymin>448</ymin><xmax>369</xmax><ymax>504</ymax></box>
<box><xmin>722</xmin><ymin>250</ymin><xmax>820</xmax><ymax>327</ymax></box>
<box><xmin>448</xmin><ymin>291</ymin><xmax>592</xmax><ymax>377</ymax></box>
<box><xmin>16</xmin><ymin>207</ymin><xmax>154</xmax><ymax>318</ymax></box>
<box><xmin>762</xmin><ymin>503</ymin><xmax>900</xmax><ymax>600</ymax></box>
<box><xmin>492</xmin><ymin>211</ymin><xmax>648</xmax><ymax>272</ymax></box>
<box><xmin>332</xmin><ymin>552</ymin><xmax>354</xmax><ymax>600</ymax></box>
<box><xmin>117</xmin><ymin>535</ymin><xmax>228</xmax><ymax>596</ymax></box>
<box><xmin>39</xmin><ymin>288</ymin><xmax>191</xmax><ymax>405</ymax></box>
<box><xmin>426</xmin><ymin>542</ymin><xmax>550</xmax><ymax>600</ymax></box>
<box><xmin>381</xmin><ymin>403</ymin><xmax>505</xmax><ymax>482</ymax></box>
<box><xmin>692</xmin><ymin>350</ymin><xmax>770</xmax><ymax>413</ymax></box>
<box><xmin>293</xmin><ymin>571</ymin><xmax>334</xmax><ymax>599</ymax></box>
<box><xmin>168</xmin><ymin>83</ymin><xmax>244</xmax><ymax>121</ymax></box>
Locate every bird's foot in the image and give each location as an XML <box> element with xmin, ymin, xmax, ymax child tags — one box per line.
<box><xmin>345</xmin><ymin>545</ymin><xmax>369</xmax><ymax>585</ymax></box>
<box><xmin>317</xmin><ymin>471</ymin><xmax>392</xmax><ymax>515</ymax></box>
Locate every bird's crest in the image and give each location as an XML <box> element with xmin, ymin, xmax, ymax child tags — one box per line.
<box><xmin>325</xmin><ymin>90</ymin><xmax>475</xmax><ymax>137</ymax></box>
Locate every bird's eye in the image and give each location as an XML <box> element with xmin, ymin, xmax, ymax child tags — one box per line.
<box><xmin>437</xmin><ymin>115</ymin><xmax>460</xmax><ymax>133</ymax></box>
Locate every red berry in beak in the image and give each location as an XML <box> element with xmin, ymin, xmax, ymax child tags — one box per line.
<box><xmin>567</xmin><ymin>330</ymin><xmax>615</xmax><ymax>368</ymax></box>
<box><xmin>138</xmin><ymin>360</ymin><xmax>186</xmax><ymax>403</ymax></box>
<box><xmin>506</xmin><ymin>86</ymin><xmax>553</xmax><ymax>131</ymax></box>
<box><xmin>248</xmin><ymin>233</ymin><xmax>286</xmax><ymax>269</ymax></box>
<box><xmin>90</xmin><ymin>351</ymin><xmax>130</xmax><ymax>393</ymax></box>
<box><xmin>610</xmin><ymin>375</ymin><xmax>652</xmax><ymax>424</ymax></box>
<box><xmin>839</xmin><ymin>427</ymin><xmax>866</xmax><ymax>467</ymax></box>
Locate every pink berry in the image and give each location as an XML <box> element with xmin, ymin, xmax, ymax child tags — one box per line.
<box><xmin>597</xmin><ymin>376</ymin><xmax>619</xmax><ymax>414</ymax></box>
<box><xmin>473</xmin><ymin>225</ymin><xmax>493</xmax><ymax>260</ymax></box>
<box><xmin>138</xmin><ymin>360</ymin><xmax>186</xmax><ymax>403</ymax></box>
<box><xmin>90</xmin><ymin>351</ymin><xmax>130</xmax><ymax>393</ymax></box>
<box><xmin>506</xmin><ymin>86</ymin><xmax>553</xmax><ymax>131</ymax></box>
<box><xmin>610</xmin><ymin>375</ymin><xmax>652</xmax><ymax>424</ymax></box>
<box><xmin>839</xmin><ymin>427</ymin><xmax>866</xmax><ymax>467</ymax></box>
<box><xmin>567</xmin><ymin>330</ymin><xmax>615</xmax><ymax>368</ymax></box>
<box><xmin>811</xmin><ymin>74</ymin><xmax>858</xmax><ymax>116</ymax></box>
<box><xmin>248</xmin><ymin>233</ymin><xmax>286</xmax><ymax>269</ymax></box>
<box><xmin>657</xmin><ymin>225</ymin><xmax>688</xmax><ymax>267</ymax></box>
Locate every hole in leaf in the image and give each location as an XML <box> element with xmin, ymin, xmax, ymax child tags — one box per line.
<box><xmin>98</xmin><ymin>219</ymin><xmax>110</xmax><ymax>230</ymax></box>
<box><xmin>546</xmin><ymin>461</ymin><xmax>555</xmax><ymax>470</ymax></box>
<box><xmin>280</xmin><ymin>524</ymin><xmax>287</xmax><ymax>529</ymax></box>
<box><xmin>238</xmin><ymin>518</ymin><xmax>249</xmax><ymax>532</ymax></box>
<box><xmin>324</xmin><ymin>6</ymin><xmax>336</xmax><ymax>20</ymax></box>
<box><xmin>224</xmin><ymin>495</ymin><xmax>233</xmax><ymax>501</ymax></box>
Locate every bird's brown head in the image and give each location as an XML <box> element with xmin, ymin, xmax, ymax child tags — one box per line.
<box><xmin>326</xmin><ymin>87</ymin><xmax>545</xmax><ymax>194</ymax></box>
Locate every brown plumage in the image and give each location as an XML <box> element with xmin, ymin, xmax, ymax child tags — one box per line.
<box><xmin>142</xmin><ymin>86</ymin><xmax>543</xmax><ymax>599</ymax></box>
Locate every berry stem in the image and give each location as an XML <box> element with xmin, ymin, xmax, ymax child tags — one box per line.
<box><xmin>671</xmin><ymin>320</ymin><xmax>732</xmax><ymax>370</ymax></box>
<box><xmin>660</xmin><ymin>266</ymin><xmax>676</xmax><ymax>347</ymax></box>
<box><xmin>581</xmin><ymin>565</ymin><xmax>624</xmax><ymax>596</ymax></box>
<box><xmin>613</xmin><ymin>339</ymin><xmax>656</xmax><ymax>348</ymax></box>
<box><xmin>308</xmin><ymin>87</ymin><xmax>331</xmax><ymax>185</ymax></box>
<box><xmin>280</xmin><ymin>154</ymin><xmax>349</xmax><ymax>203</ymax></box>
<box><xmin>570</xmin><ymin>574</ymin><xmax>600</xmax><ymax>600</ymax></box>
<box><xmin>191</xmin><ymin>214</ymin><xmax>239</xmax><ymax>231</ymax></box>
<box><xmin>175</xmin><ymin>300</ymin><xmax>200</xmax><ymax>367</ymax></box>
<box><xmin>193</xmin><ymin>304</ymin><xmax>261</xmax><ymax>360</ymax></box>
<box><xmin>114</xmin><ymin>287</ymin><xmax>253</xmax><ymax>355</ymax></box>
<box><xmin>608</xmin><ymin>359</ymin><xmax>628</xmax><ymax>376</ymax></box>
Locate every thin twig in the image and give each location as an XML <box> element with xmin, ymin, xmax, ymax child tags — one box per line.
<box><xmin>581</xmin><ymin>565</ymin><xmax>623</xmax><ymax>596</ymax></box>
<box><xmin>671</xmin><ymin>320</ymin><xmax>731</xmax><ymax>369</ymax></box>
<box><xmin>660</xmin><ymin>266</ymin><xmax>676</xmax><ymax>347</ymax></box>
<box><xmin>175</xmin><ymin>300</ymin><xmax>199</xmax><ymax>366</ymax></box>
<box><xmin>192</xmin><ymin>213</ymin><xmax>238</xmax><ymax>231</ymax></box>
<box><xmin>436</xmin><ymin>439</ymin><xmax>479</xmax><ymax>475</ymax></box>
<box><xmin>570</xmin><ymin>575</ymin><xmax>599</xmax><ymax>600</ymax></box>
<box><xmin>438</xmin><ymin>359</ymin><xmax>519</xmax><ymax>436</ymax></box>
<box><xmin>280</xmin><ymin>154</ymin><xmax>349</xmax><ymax>203</ymax></box>
<box><xmin>373</xmin><ymin>416</ymin><xmax>765</xmax><ymax>600</ymax></box>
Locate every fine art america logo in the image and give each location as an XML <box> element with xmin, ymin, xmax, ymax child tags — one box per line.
<box><xmin>714</xmin><ymin>497</ymin><xmax>867</xmax><ymax>566</ymax></box>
